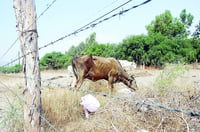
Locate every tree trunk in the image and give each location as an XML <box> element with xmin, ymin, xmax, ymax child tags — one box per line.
<box><xmin>13</xmin><ymin>0</ymin><xmax>41</xmax><ymax>131</ymax></box>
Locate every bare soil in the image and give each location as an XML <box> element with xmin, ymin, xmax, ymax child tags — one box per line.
<box><xmin>0</xmin><ymin>67</ymin><xmax>200</xmax><ymax>131</ymax></box>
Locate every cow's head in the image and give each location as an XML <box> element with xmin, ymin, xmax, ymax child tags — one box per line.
<box><xmin>129</xmin><ymin>75</ymin><xmax>138</xmax><ymax>91</ymax></box>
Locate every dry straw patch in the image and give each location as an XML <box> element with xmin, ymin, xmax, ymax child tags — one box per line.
<box><xmin>41</xmin><ymin>88</ymin><xmax>83</xmax><ymax>128</ymax></box>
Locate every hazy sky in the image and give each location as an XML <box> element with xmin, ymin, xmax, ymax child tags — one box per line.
<box><xmin>0</xmin><ymin>0</ymin><xmax>200</xmax><ymax>65</ymax></box>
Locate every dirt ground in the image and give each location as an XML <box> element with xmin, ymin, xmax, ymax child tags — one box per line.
<box><xmin>0</xmin><ymin>67</ymin><xmax>200</xmax><ymax>108</ymax></box>
<box><xmin>0</xmin><ymin>66</ymin><xmax>200</xmax><ymax>131</ymax></box>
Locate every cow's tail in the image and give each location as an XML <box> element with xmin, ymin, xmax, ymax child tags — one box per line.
<box><xmin>72</xmin><ymin>57</ymin><xmax>78</xmax><ymax>80</ymax></box>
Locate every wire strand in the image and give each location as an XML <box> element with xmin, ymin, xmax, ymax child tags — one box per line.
<box><xmin>1</xmin><ymin>0</ymin><xmax>152</xmax><ymax>67</ymax></box>
<box><xmin>1</xmin><ymin>73</ymin><xmax>200</xmax><ymax>117</ymax></box>
<box><xmin>0</xmin><ymin>0</ymin><xmax>58</xmax><ymax>64</ymax></box>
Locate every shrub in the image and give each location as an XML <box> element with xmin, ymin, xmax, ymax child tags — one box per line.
<box><xmin>0</xmin><ymin>97</ymin><xmax>23</xmax><ymax>131</ymax></box>
<box><xmin>0</xmin><ymin>64</ymin><xmax>22</xmax><ymax>73</ymax></box>
<box><xmin>40</xmin><ymin>52</ymin><xmax>70</xmax><ymax>70</ymax></box>
<box><xmin>154</xmin><ymin>63</ymin><xmax>190</xmax><ymax>93</ymax></box>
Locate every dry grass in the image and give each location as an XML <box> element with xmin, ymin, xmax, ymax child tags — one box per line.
<box><xmin>41</xmin><ymin>88</ymin><xmax>83</xmax><ymax>128</ymax></box>
<box><xmin>40</xmin><ymin>64</ymin><xmax>200</xmax><ymax>131</ymax></box>
<box><xmin>1</xmin><ymin>65</ymin><xmax>200</xmax><ymax>131</ymax></box>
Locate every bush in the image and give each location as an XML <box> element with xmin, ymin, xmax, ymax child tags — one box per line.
<box><xmin>40</xmin><ymin>52</ymin><xmax>71</xmax><ymax>70</ymax></box>
<box><xmin>0</xmin><ymin>64</ymin><xmax>22</xmax><ymax>73</ymax></box>
<box><xmin>0</xmin><ymin>97</ymin><xmax>23</xmax><ymax>131</ymax></box>
<box><xmin>154</xmin><ymin>63</ymin><xmax>190</xmax><ymax>92</ymax></box>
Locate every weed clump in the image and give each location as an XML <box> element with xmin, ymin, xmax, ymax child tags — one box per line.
<box><xmin>0</xmin><ymin>97</ymin><xmax>23</xmax><ymax>131</ymax></box>
<box><xmin>154</xmin><ymin>64</ymin><xmax>190</xmax><ymax>93</ymax></box>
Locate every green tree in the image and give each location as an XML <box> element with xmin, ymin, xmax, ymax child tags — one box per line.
<box><xmin>146</xmin><ymin>10</ymin><xmax>186</xmax><ymax>39</ymax></box>
<box><xmin>66</xmin><ymin>32</ymin><xmax>97</xmax><ymax>57</ymax></box>
<box><xmin>142</xmin><ymin>33</ymin><xmax>168</xmax><ymax>66</ymax></box>
<box><xmin>117</xmin><ymin>35</ymin><xmax>148</xmax><ymax>65</ymax></box>
<box><xmin>191</xmin><ymin>38</ymin><xmax>200</xmax><ymax>62</ymax></box>
<box><xmin>85</xmin><ymin>32</ymin><xmax>97</xmax><ymax>45</ymax></box>
<box><xmin>180</xmin><ymin>9</ymin><xmax>194</xmax><ymax>29</ymax></box>
<box><xmin>40</xmin><ymin>52</ymin><xmax>69</xmax><ymax>69</ymax></box>
<box><xmin>0</xmin><ymin>64</ymin><xmax>22</xmax><ymax>73</ymax></box>
<box><xmin>177</xmin><ymin>39</ymin><xmax>197</xmax><ymax>63</ymax></box>
<box><xmin>179</xmin><ymin>9</ymin><xmax>194</xmax><ymax>36</ymax></box>
<box><xmin>192</xmin><ymin>21</ymin><xmax>200</xmax><ymax>39</ymax></box>
<box><xmin>83</xmin><ymin>43</ymin><xmax>117</xmax><ymax>57</ymax></box>
<box><xmin>83</xmin><ymin>43</ymin><xmax>106</xmax><ymax>56</ymax></box>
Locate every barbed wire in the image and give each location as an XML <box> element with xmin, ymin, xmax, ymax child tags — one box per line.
<box><xmin>40</xmin><ymin>77</ymin><xmax>200</xmax><ymax>117</ymax></box>
<box><xmin>0</xmin><ymin>72</ymin><xmax>200</xmax><ymax>131</ymax></box>
<box><xmin>0</xmin><ymin>0</ymin><xmax>58</xmax><ymax>64</ymax></box>
<box><xmin>68</xmin><ymin>0</ymin><xmax>133</xmax><ymax>36</ymax></box>
<box><xmin>0</xmin><ymin>38</ymin><xmax>18</xmax><ymax>62</ymax></box>
<box><xmin>39</xmin><ymin>0</ymin><xmax>152</xmax><ymax>50</ymax></box>
<box><xmin>36</xmin><ymin>0</ymin><xmax>57</xmax><ymax>21</ymax></box>
<box><xmin>1</xmin><ymin>0</ymin><xmax>152</xmax><ymax>67</ymax></box>
<box><xmin>79</xmin><ymin>89</ymin><xmax>200</xmax><ymax>117</ymax></box>
<box><xmin>2</xmin><ymin>0</ymin><xmax>200</xmax><ymax>130</ymax></box>
<box><xmin>1</xmin><ymin>73</ymin><xmax>200</xmax><ymax>117</ymax></box>
<box><xmin>74</xmin><ymin>0</ymin><xmax>120</xmax><ymax>28</ymax></box>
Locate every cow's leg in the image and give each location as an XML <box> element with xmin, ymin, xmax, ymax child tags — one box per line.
<box><xmin>70</xmin><ymin>77</ymin><xmax>77</xmax><ymax>87</ymax></box>
<box><xmin>108</xmin><ymin>76</ymin><xmax>114</xmax><ymax>95</ymax></box>
<box><xmin>108</xmin><ymin>70</ymin><xmax>117</xmax><ymax>95</ymax></box>
<box><xmin>75</xmin><ymin>69</ymin><xmax>85</xmax><ymax>89</ymax></box>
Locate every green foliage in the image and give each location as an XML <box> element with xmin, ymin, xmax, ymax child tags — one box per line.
<box><xmin>66</xmin><ymin>32</ymin><xmax>119</xmax><ymax>58</ymax></box>
<box><xmin>191</xmin><ymin>39</ymin><xmax>200</xmax><ymax>61</ymax></box>
<box><xmin>117</xmin><ymin>35</ymin><xmax>148</xmax><ymax>64</ymax></box>
<box><xmin>66</xmin><ymin>32</ymin><xmax>97</xmax><ymax>57</ymax></box>
<box><xmin>83</xmin><ymin>43</ymin><xmax>117</xmax><ymax>57</ymax></box>
<box><xmin>115</xmin><ymin>32</ymin><xmax>199</xmax><ymax>66</ymax></box>
<box><xmin>40</xmin><ymin>10</ymin><xmax>200</xmax><ymax>69</ymax></box>
<box><xmin>180</xmin><ymin>9</ymin><xmax>194</xmax><ymax>28</ymax></box>
<box><xmin>192</xmin><ymin>21</ymin><xmax>200</xmax><ymax>39</ymax></box>
<box><xmin>179</xmin><ymin>9</ymin><xmax>194</xmax><ymax>36</ymax></box>
<box><xmin>146</xmin><ymin>10</ymin><xmax>187</xmax><ymax>39</ymax></box>
<box><xmin>40</xmin><ymin>52</ymin><xmax>70</xmax><ymax>70</ymax></box>
<box><xmin>154</xmin><ymin>64</ymin><xmax>190</xmax><ymax>93</ymax></box>
<box><xmin>0</xmin><ymin>64</ymin><xmax>22</xmax><ymax>73</ymax></box>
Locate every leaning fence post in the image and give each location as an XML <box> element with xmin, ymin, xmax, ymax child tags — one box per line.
<box><xmin>13</xmin><ymin>0</ymin><xmax>42</xmax><ymax>131</ymax></box>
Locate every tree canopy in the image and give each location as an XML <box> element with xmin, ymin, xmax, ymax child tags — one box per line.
<box><xmin>38</xmin><ymin>9</ymin><xmax>200</xmax><ymax>70</ymax></box>
<box><xmin>146</xmin><ymin>10</ymin><xmax>187</xmax><ymax>39</ymax></box>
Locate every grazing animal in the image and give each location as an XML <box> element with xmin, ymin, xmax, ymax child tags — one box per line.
<box><xmin>72</xmin><ymin>54</ymin><xmax>138</xmax><ymax>94</ymax></box>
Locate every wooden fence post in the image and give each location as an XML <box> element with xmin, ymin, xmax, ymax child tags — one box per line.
<box><xmin>13</xmin><ymin>0</ymin><xmax>42</xmax><ymax>131</ymax></box>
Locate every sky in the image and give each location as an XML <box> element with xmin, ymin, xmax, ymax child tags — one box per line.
<box><xmin>0</xmin><ymin>0</ymin><xmax>200</xmax><ymax>66</ymax></box>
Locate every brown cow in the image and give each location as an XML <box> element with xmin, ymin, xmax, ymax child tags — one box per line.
<box><xmin>72</xmin><ymin>54</ymin><xmax>138</xmax><ymax>94</ymax></box>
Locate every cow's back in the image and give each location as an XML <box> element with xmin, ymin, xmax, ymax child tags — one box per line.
<box><xmin>86</xmin><ymin>56</ymin><xmax>120</xmax><ymax>80</ymax></box>
<box><xmin>93</xmin><ymin>56</ymin><xmax>119</xmax><ymax>70</ymax></box>
<box><xmin>94</xmin><ymin>56</ymin><xmax>130</xmax><ymax>81</ymax></box>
